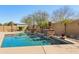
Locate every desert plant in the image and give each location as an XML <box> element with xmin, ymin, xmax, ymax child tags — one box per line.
<box><xmin>52</xmin><ymin>6</ymin><xmax>75</xmax><ymax>35</ymax></box>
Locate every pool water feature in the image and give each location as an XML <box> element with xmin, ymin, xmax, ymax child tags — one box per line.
<box><xmin>1</xmin><ymin>33</ymin><xmax>73</xmax><ymax>48</ymax></box>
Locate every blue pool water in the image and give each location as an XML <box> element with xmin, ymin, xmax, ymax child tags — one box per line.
<box><xmin>1</xmin><ymin>33</ymin><xmax>73</xmax><ymax>48</ymax></box>
<box><xmin>2</xmin><ymin>33</ymin><xmax>51</xmax><ymax>47</ymax></box>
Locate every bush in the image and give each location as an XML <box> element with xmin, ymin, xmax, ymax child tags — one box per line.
<box><xmin>18</xmin><ymin>26</ymin><xmax>24</xmax><ymax>31</ymax></box>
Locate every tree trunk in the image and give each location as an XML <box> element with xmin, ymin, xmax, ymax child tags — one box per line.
<box><xmin>64</xmin><ymin>23</ymin><xmax>67</xmax><ymax>35</ymax></box>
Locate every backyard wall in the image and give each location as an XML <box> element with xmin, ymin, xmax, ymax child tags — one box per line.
<box><xmin>53</xmin><ymin>23</ymin><xmax>64</xmax><ymax>35</ymax></box>
<box><xmin>53</xmin><ymin>20</ymin><xmax>79</xmax><ymax>36</ymax></box>
<box><xmin>0</xmin><ymin>26</ymin><xmax>17</xmax><ymax>32</ymax></box>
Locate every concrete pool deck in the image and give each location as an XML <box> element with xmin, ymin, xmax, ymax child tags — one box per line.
<box><xmin>0</xmin><ymin>32</ymin><xmax>79</xmax><ymax>54</ymax></box>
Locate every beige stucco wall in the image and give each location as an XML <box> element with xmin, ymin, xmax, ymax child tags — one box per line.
<box><xmin>0</xmin><ymin>20</ymin><xmax>79</xmax><ymax>36</ymax></box>
<box><xmin>53</xmin><ymin>21</ymin><xmax>79</xmax><ymax>36</ymax></box>
<box><xmin>53</xmin><ymin>23</ymin><xmax>64</xmax><ymax>35</ymax></box>
<box><xmin>0</xmin><ymin>26</ymin><xmax>17</xmax><ymax>32</ymax></box>
<box><xmin>67</xmin><ymin>22</ymin><xmax>79</xmax><ymax>35</ymax></box>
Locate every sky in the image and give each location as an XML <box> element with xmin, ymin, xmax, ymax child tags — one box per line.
<box><xmin>0</xmin><ymin>5</ymin><xmax>79</xmax><ymax>24</ymax></box>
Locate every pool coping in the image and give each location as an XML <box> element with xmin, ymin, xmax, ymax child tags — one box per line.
<box><xmin>0</xmin><ymin>44</ymin><xmax>79</xmax><ymax>54</ymax></box>
<box><xmin>0</xmin><ymin>32</ymin><xmax>79</xmax><ymax>54</ymax></box>
<box><xmin>0</xmin><ymin>31</ymin><xmax>23</xmax><ymax>47</ymax></box>
<box><xmin>0</xmin><ymin>33</ymin><xmax>5</xmax><ymax>47</ymax></box>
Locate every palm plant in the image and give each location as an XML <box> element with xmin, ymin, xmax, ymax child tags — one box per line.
<box><xmin>61</xmin><ymin>19</ymin><xmax>72</xmax><ymax>35</ymax></box>
<box><xmin>52</xmin><ymin>6</ymin><xmax>75</xmax><ymax>35</ymax></box>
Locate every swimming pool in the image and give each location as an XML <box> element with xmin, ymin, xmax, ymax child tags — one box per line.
<box><xmin>1</xmin><ymin>33</ymin><xmax>73</xmax><ymax>48</ymax></box>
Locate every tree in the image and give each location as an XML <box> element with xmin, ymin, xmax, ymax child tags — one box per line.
<box><xmin>32</xmin><ymin>11</ymin><xmax>49</xmax><ymax>33</ymax></box>
<box><xmin>52</xmin><ymin>6</ymin><xmax>75</xmax><ymax>35</ymax></box>
<box><xmin>7</xmin><ymin>21</ymin><xmax>16</xmax><ymax>32</ymax></box>
<box><xmin>33</xmin><ymin>11</ymin><xmax>49</xmax><ymax>29</ymax></box>
<box><xmin>22</xmin><ymin>15</ymin><xmax>34</xmax><ymax>32</ymax></box>
<box><xmin>21</xmin><ymin>15</ymin><xmax>36</xmax><ymax>33</ymax></box>
<box><xmin>61</xmin><ymin>19</ymin><xmax>72</xmax><ymax>35</ymax></box>
<box><xmin>3</xmin><ymin>23</ymin><xmax>8</xmax><ymax>26</ymax></box>
<box><xmin>21</xmin><ymin>15</ymin><xmax>33</xmax><ymax>26</ymax></box>
<box><xmin>21</xmin><ymin>11</ymin><xmax>49</xmax><ymax>33</ymax></box>
<box><xmin>0</xmin><ymin>23</ymin><xmax>2</xmax><ymax>26</ymax></box>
